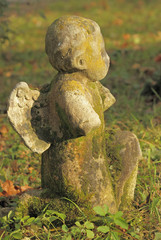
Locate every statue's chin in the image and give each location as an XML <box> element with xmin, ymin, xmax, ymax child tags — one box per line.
<box><xmin>87</xmin><ymin>67</ymin><xmax>108</xmax><ymax>82</ymax></box>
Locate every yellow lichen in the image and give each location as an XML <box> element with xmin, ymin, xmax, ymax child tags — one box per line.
<box><xmin>60</xmin><ymin>80</ymin><xmax>85</xmax><ymax>94</ymax></box>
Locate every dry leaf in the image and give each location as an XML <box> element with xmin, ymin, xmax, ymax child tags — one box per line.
<box><xmin>0</xmin><ymin>180</ymin><xmax>18</xmax><ymax>196</ymax></box>
<box><xmin>5</xmin><ymin>72</ymin><xmax>12</xmax><ymax>77</ymax></box>
<box><xmin>0</xmin><ymin>125</ymin><xmax>8</xmax><ymax>135</ymax></box>
<box><xmin>154</xmin><ymin>54</ymin><xmax>161</xmax><ymax>62</ymax></box>
<box><xmin>28</xmin><ymin>176</ymin><xmax>36</xmax><ymax>182</ymax></box>
<box><xmin>28</xmin><ymin>167</ymin><xmax>34</xmax><ymax>174</ymax></box>
<box><xmin>0</xmin><ymin>144</ymin><xmax>4</xmax><ymax>151</ymax></box>
<box><xmin>113</xmin><ymin>18</ymin><xmax>123</xmax><ymax>26</ymax></box>
<box><xmin>123</xmin><ymin>34</ymin><xmax>131</xmax><ymax>40</ymax></box>
<box><xmin>19</xmin><ymin>185</ymin><xmax>32</xmax><ymax>192</ymax></box>
<box><xmin>0</xmin><ymin>180</ymin><xmax>32</xmax><ymax>197</ymax></box>
<box><xmin>132</xmin><ymin>63</ymin><xmax>141</xmax><ymax>70</ymax></box>
<box><xmin>121</xmin><ymin>42</ymin><xmax>129</xmax><ymax>48</ymax></box>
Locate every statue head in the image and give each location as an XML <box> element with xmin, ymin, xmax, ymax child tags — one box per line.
<box><xmin>45</xmin><ymin>15</ymin><xmax>110</xmax><ymax>81</ymax></box>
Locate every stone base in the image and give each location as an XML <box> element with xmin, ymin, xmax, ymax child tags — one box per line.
<box><xmin>15</xmin><ymin>189</ymin><xmax>94</xmax><ymax>223</ymax></box>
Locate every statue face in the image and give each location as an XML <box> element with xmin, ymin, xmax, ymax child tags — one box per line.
<box><xmin>83</xmin><ymin>32</ymin><xmax>110</xmax><ymax>81</ymax></box>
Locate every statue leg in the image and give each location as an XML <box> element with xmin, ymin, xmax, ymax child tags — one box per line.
<box><xmin>114</xmin><ymin>131</ymin><xmax>142</xmax><ymax>209</ymax></box>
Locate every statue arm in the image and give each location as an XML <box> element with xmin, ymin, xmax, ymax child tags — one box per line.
<box><xmin>97</xmin><ymin>82</ymin><xmax>116</xmax><ymax>111</ymax></box>
<box><xmin>57</xmin><ymin>90</ymin><xmax>101</xmax><ymax>136</ymax></box>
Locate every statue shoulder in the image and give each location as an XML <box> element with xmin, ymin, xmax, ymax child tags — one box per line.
<box><xmin>59</xmin><ymin>80</ymin><xmax>85</xmax><ymax>94</ymax></box>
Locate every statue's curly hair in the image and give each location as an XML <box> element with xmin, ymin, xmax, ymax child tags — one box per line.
<box><xmin>45</xmin><ymin>16</ymin><xmax>100</xmax><ymax>72</ymax></box>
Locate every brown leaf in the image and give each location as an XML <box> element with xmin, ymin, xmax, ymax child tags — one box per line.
<box><xmin>113</xmin><ymin>18</ymin><xmax>123</xmax><ymax>26</ymax></box>
<box><xmin>28</xmin><ymin>167</ymin><xmax>34</xmax><ymax>174</ymax></box>
<box><xmin>19</xmin><ymin>151</ymin><xmax>28</xmax><ymax>158</ymax></box>
<box><xmin>154</xmin><ymin>53</ymin><xmax>161</xmax><ymax>62</ymax></box>
<box><xmin>0</xmin><ymin>125</ymin><xmax>8</xmax><ymax>135</ymax></box>
<box><xmin>123</xmin><ymin>33</ymin><xmax>131</xmax><ymax>40</ymax></box>
<box><xmin>5</xmin><ymin>72</ymin><xmax>12</xmax><ymax>77</ymax></box>
<box><xmin>19</xmin><ymin>185</ymin><xmax>32</xmax><ymax>192</ymax></box>
<box><xmin>121</xmin><ymin>42</ymin><xmax>129</xmax><ymax>48</ymax></box>
<box><xmin>0</xmin><ymin>180</ymin><xmax>18</xmax><ymax>196</ymax></box>
<box><xmin>132</xmin><ymin>63</ymin><xmax>141</xmax><ymax>71</ymax></box>
<box><xmin>0</xmin><ymin>180</ymin><xmax>32</xmax><ymax>197</ymax></box>
<box><xmin>0</xmin><ymin>145</ymin><xmax>4</xmax><ymax>151</ymax></box>
<box><xmin>28</xmin><ymin>176</ymin><xmax>36</xmax><ymax>182</ymax></box>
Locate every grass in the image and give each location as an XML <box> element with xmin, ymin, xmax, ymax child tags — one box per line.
<box><xmin>0</xmin><ymin>0</ymin><xmax>161</xmax><ymax>239</ymax></box>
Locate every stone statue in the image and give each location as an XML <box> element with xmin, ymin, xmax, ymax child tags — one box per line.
<box><xmin>8</xmin><ymin>16</ymin><xmax>141</xmax><ymax>213</ymax></box>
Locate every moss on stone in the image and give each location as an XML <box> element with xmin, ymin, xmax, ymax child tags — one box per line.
<box><xmin>92</xmin><ymin>135</ymin><xmax>100</xmax><ymax>158</ymax></box>
<box><xmin>119</xmin><ymin>164</ymin><xmax>138</xmax><ymax>210</ymax></box>
<box><xmin>15</xmin><ymin>192</ymin><xmax>94</xmax><ymax>225</ymax></box>
<box><xmin>105</xmin><ymin>129</ymin><xmax>123</xmax><ymax>190</ymax></box>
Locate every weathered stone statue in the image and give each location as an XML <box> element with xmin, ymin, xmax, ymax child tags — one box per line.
<box><xmin>8</xmin><ymin>16</ymin><xmax>141</xmax><ymax>213</ymax></box>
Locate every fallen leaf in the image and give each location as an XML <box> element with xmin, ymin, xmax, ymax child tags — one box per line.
<box><xmin>28</xmin><ymin>167</ymin><xmax>34</xmax><ymax>174</ymax></box>
<box><xmin>0</xmin><ymin>125</ymin><xmax>8</xmax><ymax>135</ymax></box>
<box><xmin>28</xmin><ymin>176</ymin><xmax>36</xmax><ymax>182</ymax></box>
<box><xmin>19</xmin><ymin>185</ymin><xmax>32</xmax><ymax>192</ymax></box>
<box><xmin>154</xmin><ymin>54</ymin><xmax>161</xmax><ymax>62</ymax></box>
<box><xmin>123</xmin><ymin>33</ymin><xmax>131</xmax><ymax>40</ymax></box>
<box><xmin>113</xmin><ymin>18</ymin><xmax>123</xmax><ymax>26</ymax></box>
<box><xmin>0</xmin><ymin>180</ymin><xmax>32</xmax><ymax>197</ymax></box>
<box><xmin>0</xmin><ymin>180</ymin><xmax>18</xmax><ymax>196</ymax></box>
<box><xmin>121</xmin><ymin>42</ymin><xmax>129</xmax><ymax>48</ymax></box>
<box><xmin>0</xmin><ymin>144</ymin><xmax>4</xmax><ymax>151</ymax></box>
<box><xmin>19</xmin><ymin>151</ymin><xmax>28</xmax><ymax>158</ymax></box>
<box><xmin>5</xmin><ymin>72</ymin><xmax>12</xmax><ymax>77</ymax></box>
<box><xmin>132</xmin><ymin>63</ymin><xmax>141</xmax><ymax>71</ymax></box>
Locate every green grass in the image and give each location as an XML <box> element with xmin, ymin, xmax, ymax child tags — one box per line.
<box><xmin>0</xmin><ymin>0</ymin><xmax>161</xmax><ymax>239</ymax></box>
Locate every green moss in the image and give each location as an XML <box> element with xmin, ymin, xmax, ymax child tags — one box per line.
<box><xmin>15</xmin><ymin>193</ymin><xmax>94</xmax><ymax>225</ymax></box>
<box><xmin>119</xmin><ymin>164</ymin><xmax>138</xmax><ymax>210</ymax></box>
<box><xmin>105</xmin><ymin>128</ymin><xmax>123</xmax><ymax>192</ymax></box>
<box><xmin>92</xmin><ymin>135</ymin><xmax>100</xmax><ymax>158</ymax></box>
